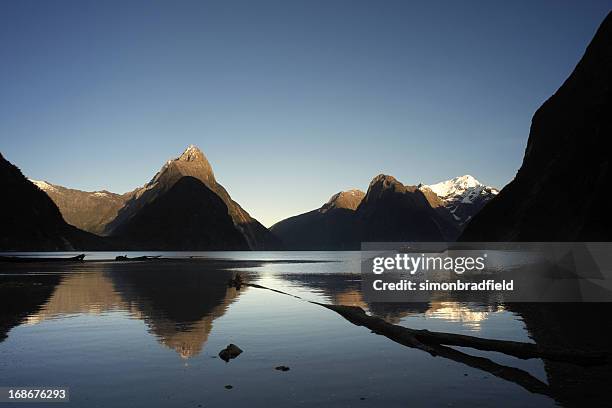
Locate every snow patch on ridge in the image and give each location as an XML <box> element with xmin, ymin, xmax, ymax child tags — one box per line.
<box><xmin>30</xmin><ymin>179</ymin><xmax>57</xmax><ymax>193</ymax></box>
<box><xmin>423</xmin><ymin>175</ymin><xmax>498</xmax><ymax>203</ymax></box>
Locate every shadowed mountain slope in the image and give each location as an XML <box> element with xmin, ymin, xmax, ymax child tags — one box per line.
<box><xmin>357</xmin><ymin>175</ymin><xmax>455</xmax><ymax>242</ymax></box>
<box><xmin>460</xmin><ymin>12</ymin><xmax>612</xmax><ymax>241</ymax></box>
<box><xmin>0</xmin><ymin>152</ymin><xmax>107</xmax><ymax>250</ymax></box>
<box><xmin>272</xmin><ymin>175</ymin><xmax>459</xmax><ymax>249</ymax></box>
<box><xmin>105</xmin><ymin>145</ymin><xmax>281</xmax><ymax>249</ymax></box>
<box><xmin>113</xmin><ymin>176</ymin><xmax>249</xmax><ymax>250</ymax></box>
<box><xmin>271</xmin><ymin>190</ymin><xmax>365</xmax><ymax>250</ymax></box>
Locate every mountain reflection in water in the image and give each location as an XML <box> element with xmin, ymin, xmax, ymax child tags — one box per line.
<box><xmin>0</xmin><ymin>253</ymin><xmax>610</xmax><ymax>408</ymax></box>
<box><xmin>16</xmin><ymin>262</ymin><xmax>242</xmax><ymax>359</ymax></box>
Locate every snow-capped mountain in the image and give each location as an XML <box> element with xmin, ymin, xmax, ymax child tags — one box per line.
<box><xmin>420</xmin><ymin>175</ymin><xmax>498</xmax><ymax>226</ymax></box>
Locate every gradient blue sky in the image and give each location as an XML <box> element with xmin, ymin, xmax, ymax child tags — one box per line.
<box><xmin>0</xmin><ymin>1</ymin><xmax>610</xmax><ymax>226</ymax></box>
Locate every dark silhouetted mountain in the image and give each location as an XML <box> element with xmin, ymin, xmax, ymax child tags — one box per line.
<box><xmin>30</xmin><ymin>180</ymin><xmax>129</xmax><ymax>235</ymax></box>
<box><xmin>0</xmin><ymin>153</ymin><xmax>107</xmax><ymax>250</ymax></box>
<box><xmin>460</xmin><ymin>12</ymin><xmax>612</xmax><ymax>241</ymax></box>
<box><xmin>113</xmin><ymin>176</ymin><xmax>249</xmax><ymax>250</ymax></box>
<box><xmin>105</xmin><ymin>145</ymin><xmax>281</xmax><ymax>249</ymax></box>
<box><xmin>272</xmin><ymin>175</ymin><xmax>459</xmax><ymax>249</ymax></box>
<box><xmin>357</xmin><ymin>175</ymin><xmax>456</xmax><ymax>242</ymax></box>
<box><xmin>271</xmin><ymin>190</ymin><xmax>365</xmax><ymax>250</ymax></box>
<box><xmin>419</xmin><ymin>175</ymin><xmax>498</xmax><ymax>228</ymax></box>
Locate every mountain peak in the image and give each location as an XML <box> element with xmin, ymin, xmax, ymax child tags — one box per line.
<box><xmin>453</xmin><ymin>174</ymin><xmax>479</xmax><ymax>184</ymax></box>
<box><xmin>152</xmin><ymin>145</ymin><xmax>215</xmax><ymax>186</ymax></box>
<box><xmin>424</xmin><ymin>175</ymin><xmax>495</xmax><ymax>201</ymax></box>
<box><xmin>420</xmin><ymin>174</ymin><xmax>499</xmax><ymax>226</ymax></box>
<box><xmin>369</xmin><ymin>174</ymin><xmax>400</xmax><ymax>187</ymax></box>
<box><xmin>366</xmin><ymin>174</ymin><xmax>413</xmax><ymax>197</ymax></box>
<box><xmin>178</xmin><ymin>145</ymin><xmax>206</xmax><ymax>162</ymax></box>
<box><xmin>321</xmin><ymin>189</ymin><xmax>365</xmax><ymax>213</ymax></box>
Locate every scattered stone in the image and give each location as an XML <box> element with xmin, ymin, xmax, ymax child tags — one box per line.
<box><xmin>219</xmin><ymin>344</ymin><xmax>243</xmax><ymax>362</ymax></box>
<box><xmin>274</xmin><ymin>365</ymin><xmax>290</xmax><ymax>372</ymax></box>
<box><xmin>224</xmin><ymin>385</ymin><xmax>233</xmax><ymax>390</ymax></box>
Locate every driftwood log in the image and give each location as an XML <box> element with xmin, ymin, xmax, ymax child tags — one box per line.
<box><xmin>245</xmin><ymin>282</ymin><xmax>608</xmax><ymax>366</ymax></box>
<box><xmin>241</xmin><ymin>281</ymin><xmax>610</xmax><ymax>397</ymax></box>
<box><xmin>317</xmin><ymin>303</ymin><xmax>608</xmax><ymax>366</ymax></box>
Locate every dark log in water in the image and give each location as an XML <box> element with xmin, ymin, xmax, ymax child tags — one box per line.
<box><xmin>318</xmin><ymin>303</ymin><xmax>608</xmax><ymax>366</ymax></box>
<box><xmin>245</xmin><ymin>282</ymin><xmax>608</xmax><ymax>366</ymax></box>
<box><xmin>425</xmin><ymin>343</ymin><xmax>551</xmax><ymax>396</ymax></box>
<box><xmin>114</xmin><ymin>255</ymin><xmax>163</xmax><ymax>261</ymax></box>
<box><xmin>244</xmin><ymin>282</ymin><xmax>558</xmax><ymax>396</ymax></box>
<box><xmin>0</xmin><ymin>254</ymin><xmax>85</xmax><ymax>263</ymax></box>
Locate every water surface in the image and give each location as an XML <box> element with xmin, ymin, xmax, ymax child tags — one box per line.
<box><xmin>1</xmin><ymin>252</ymin><xmax>605</xmax><ymax>407</ymax></box>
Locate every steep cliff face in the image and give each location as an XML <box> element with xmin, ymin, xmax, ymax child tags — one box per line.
<box><xmin>113</xmin><ymin>177</ymin><xmax>249</xmax><ymax>250</ymax></box>
<box><xmin>460</xmin><ymin>12</ymin><xmax>612</xmax><ymax>241</ymax></box>
<box><xmin>0</xmin><ymin>153</ymin><xmax>107</xmax><ymax>250</ymax></box>
<box><xmin>105</xmin><ymin>145</ymin><xmax>281</xmax><ymax>249</ymax></box>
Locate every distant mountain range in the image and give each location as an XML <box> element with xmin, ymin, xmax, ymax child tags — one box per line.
<box><xmin>271</xmin><ymin>174</ymin><xmax>497</xmax><ymax>250</ymax></box>
<box><xmin>460</xmin><ymin>11</ymin><xmax>612</xmax><ymax>241</ymax></box>
<box><xmin>2</xmin><ymin>12</ymin><xmax>609</xmax><ymax>250</ymax></box>
<box><xmin>3</xmin><ymin>141</ymin><xmax>497</xmax><ymax>251</ymax></box>
<box><xmin>29</xmin><ymin>145</ymin><xmax>279</xmax><ymax>250</ymax></box>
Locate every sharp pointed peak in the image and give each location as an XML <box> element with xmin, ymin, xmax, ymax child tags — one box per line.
<box><xmin>178</xmin><ymin>145</ymin><xmax>206</xmax><ymax>162</ymax></box>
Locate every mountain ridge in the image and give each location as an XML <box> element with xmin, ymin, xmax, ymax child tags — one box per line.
<box><xmin>29</xmin><ymin>179</ymin><xmax>130</xmax><ymax>235</ymax></box>
<box><xmin>271</xmin><ymin>173</ymin><xmax>481</xmax><ymax>249</ymax></box>
<box><xmin>0</xmin><ymin>153</ymin><xmax>108</xmax><ymax>251</ymax></box>
<box><xmin>459</xmin><ymin>11</ymin><xmax>612</xmax><ymax>241</ymax></box>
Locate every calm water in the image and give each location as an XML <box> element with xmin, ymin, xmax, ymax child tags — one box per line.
<box><xmin>0</xmin><ymin>251</ymin><xmax>602</xmax><ymax>407</ymax></box>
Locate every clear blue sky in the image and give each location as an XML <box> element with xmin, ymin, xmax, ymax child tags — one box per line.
<box><xmin>0</xmin><ymin>1</ymin><xmax>609</xmax><ymax>226</ymax></box>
